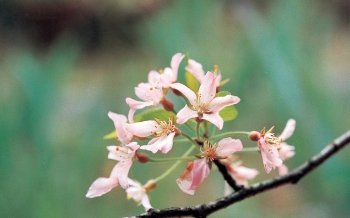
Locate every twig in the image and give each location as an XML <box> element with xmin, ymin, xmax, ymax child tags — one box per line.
<box><xmin>134</xmin><ymin>130</ymin><xmax>350</xmax><ymax>218</ymax></box>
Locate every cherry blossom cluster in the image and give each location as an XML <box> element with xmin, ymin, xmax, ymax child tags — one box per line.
<box><xmin>85</xmin><ymin>53</ymin><xmax>296</xmax><ymax>211</ymax></box>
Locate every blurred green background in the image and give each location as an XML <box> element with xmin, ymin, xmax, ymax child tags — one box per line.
<box><xmin>1</xmin><ymin>0</ymin><xmax>349</xmax><ymax>217</ymax></box>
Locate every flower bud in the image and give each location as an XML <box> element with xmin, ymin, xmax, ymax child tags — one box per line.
<box><xmin>160</xmin><ymin>98</ymin><xmax>174</xmax><ymax>111</ymax></box>
<box><xmin>249</xmin><ymin>131</ymin><xmax>261</xmax><ymax>141</ymax></box>
<box><xmin>171</xmin><ymin>87</ymin><xmax>182</xmax><ymax>96</ymax></box>
<box><xmin>136</xmin><ymin>152</ymin><xmax>149</xmax><ymax>164</ymax></box>
<box><xmin>144</xmin><ymin>179</ymin><xmax>157</xmax><ymax>192</ymax></box>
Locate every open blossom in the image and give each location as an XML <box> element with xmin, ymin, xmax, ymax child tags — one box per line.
<box><xmin>126</xmin><ymin>82</ymin><xmax>164</xmax><ymax>123</ymax></box>
<box><xmin>126</xmin><ymin>53</ymin><xmax>184</xmax><ymax>123</ymax></box>
<box><xmin>86</xmin><ymin>142</ymin><xmax>140</xmax><ymax>198</ymax></box>
<box><xmin>126</xmin><ymin>178</ymin><xmax>155</xmax><ymax>211</ymax></box>
<box><xmin>125</xmin><ymin>117</ymin><xmax>181</xmax><ymax>154</ymax></box>
<box><xmin>258</xmin><ymin>119</ymin><xmax>296</xmax><ymax>174</ymax></box>
<box><xmin>108</xmin><ymin>111</ymin><xmax>133</xmax><ymax>144</ymax></box>
<box><xmin>170</xmin><ymin>72</ymin><xmax>240</xmax><ymax>130</ymax></box>
<box><xmin>177</xmin><ymin>138</ymin><xmax>243</xmax><ymax>195</ymax></box>
<box><xmin>277</xmin><ymin>119</ymin><xmax>296</xmax><ymax>175</ymax></box>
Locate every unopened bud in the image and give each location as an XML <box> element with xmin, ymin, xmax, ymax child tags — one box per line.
<box><xmin>144</xmin><ymin>179</ymin><xmax>157</xmax><ymax>192</ymax></box>
<box><xmin>160</xmin><ymin>98</ymin><xmax>174</xmax><ymax>111</ymax></box>
<box><xmin>249</xmin><ymin>131</ymin><xmax>261</xmax><ymax>141</ymax></box>
<box><xmin>171</xmin><ymin>88</ymin><xmax>182</xmax><ymax>96</ymax></box>
<box><xmin>136</xmin><ymin>152</ymin><xmax>149</xmax><ymax>164</ymax></box>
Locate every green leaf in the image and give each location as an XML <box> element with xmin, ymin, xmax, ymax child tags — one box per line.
<box><xmin>103</xmin><ymin>130</ymin><xmax>117</xmax><ymax>139</ymax></box>
<box><xmin>185</xmin><ymin>71</ymin><xmax>199</xmax><ymax>93</ymax></box>
<box><xmin>134</xmin><ymin>108</ymin><xmax>175</xmax><ymax>122</ymax></box>
<box><xmin>215</xmin><ymin>91</ymin><xmax>231</xmax><ymax>98</ymax></box>
<box><xmin>219</xmin><ymin>105</ymin><xmax>238</xmax><ymax>121</ymax></box>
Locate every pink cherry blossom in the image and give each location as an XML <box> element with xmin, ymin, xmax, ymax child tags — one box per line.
<box><xmin>258</xmin><ymin>129</ymin><xmax>283</xmax><ymax>174</ymax></box>
<box><xmin>108</xmin><ymin>111</ymin><xmax>133</xmax><ymax>145</ymax></box>
<box><xmin>258</xmin><ymin>119</ymin><xmax>296</xmax><ymax>174</ymax></box>
<box><xmin>126</xmin><ymin>82</ymin><xmax>164</xmax><ymax>123</ymax></box>
<box><xmin>125</xmin><ymin>54</ymin><xmax>184</xmax><ymax>123</ymax></box>
<box><xmin>86</xmin><ymin>142</ymin><xmax>140</xmax><ymax>198</ymax></box>
<box><xmin>170</xmin><ymin>72</ymin><xmax>240</xmax><ymax>129</ymax></box>
<box><xmin>126</xmin><ymin>178</ymin><xmax>153</xmax><ymax>211</ymax></box>
<box><xmin>177</xmin><ymin>138</ymin><xmax>242</xmax><ymax>195</ymax></box>
<box><xmin>125</xmin><ymin>117</ymin><xmax>181</xmax><ymax>154</ymax></box>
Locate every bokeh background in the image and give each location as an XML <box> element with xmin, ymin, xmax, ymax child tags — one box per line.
<box><xmin>1</xmin><ymin>0</ymin><xmax>349</xmax><ymax>217</ymax></box>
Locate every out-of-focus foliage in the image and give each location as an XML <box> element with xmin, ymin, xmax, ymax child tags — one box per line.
<box><xmin>0</xmin><ymin>0</ymin><xmax>349</xmax><ymax>217</ymax></box>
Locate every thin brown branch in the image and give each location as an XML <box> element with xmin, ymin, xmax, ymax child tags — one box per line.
<box><xmin>134</xmin><ymin>130</ymin><xmax>350</xmax><ymax>218</ymax></box>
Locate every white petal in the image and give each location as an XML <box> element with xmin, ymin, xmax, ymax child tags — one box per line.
<box><xmin>85</xmin><ymin>177</ymin><xmax>119</xmax><ymax>198</ymax></box>
<box><xmin>176</xmin><ymin>105</ymin><xmax>198</xmax><ymax>124</ymax></box>
<box><xmin>170</xmin><ymin>53</ymin><xmax>185</xmax><ymax>81</ymax></box>
<box><xmin>198</xmin><ymin>72</ymin><xmax>216</xmax><ymax>104</ymax></box>
<box><xmin>202</xmin><ymin>113</ymin><xmax>224</xmax><ymax>130</ymax></box>
<box><xmin>125</xmin><ymin>121</ymin><xmax>159</xmax><ymax>137</ymax></box>
<box><xmin>185</xmin><ymin>59</ymin><xmax>205</xmax><ymax>83</ymax></box>
<box><xmin>170</xmin><ymin>83</ymin><xmax>197</xmax><ymax>106</ymax></box>
<box><xmin>216</xmin><ymin>138</ymin><xmax>243</xmax><ymax>157</ymax></box>
<box><xmin>209</xmin><ymin>95</ymin><xmax>240</xmax><ymax>113</ymax></box>
<box><xmin>279</xmin><ymin>119</ymin><xmax>296</xmax><ymax>141</ymax></box>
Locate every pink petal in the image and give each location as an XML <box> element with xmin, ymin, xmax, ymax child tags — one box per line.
<box><xmin>279</xmin><ymin>143</ymin><xmax>295</xmax><ymax>160</ymax></box>
<box><xmin>189</xmin><ymin>159</ymin><xmax>210</xmax><ymax>191</ymax></box>
<box><xmin>148</xmin><ymin>70</ymin><xmax>161</xmax><ymax>85</ymax></box>
<box><xmin>170</xmin><ymin>83</ymin><xmax>197</xmax><ymax>106</ymax></box>
<box><xmin>202</xmin><ymin>113</ymin><xmax>224</xmax><ymax>130</ymax></box>
<box><xmin>126</xmin><ymin>97</ymin><xmax>153</xmax><ymax>123</ymax></box>
<box><xmin>176</xmin><ymin>162</ymin><xmax>195</xmax><ymax>195</ymax></box>
<box><xmin>140</xmin><ymin>195</ymin><xmax>153</xmax><ymax>211</ymax></box>
<box><xmin>198</xmin><ymin>72</ymin><xmax>216</xmax><ymax>104</ymax></box>
<box><xmin>125</xmin><ymin>120</ymin><xmax>160</xmax><ymax>137</ymax></box>
<box><xmin>233</xmin><ymin>166</ymin><xmax>259</xmax><ymax>180</ymax></box>
<box><xmin>107</xmin><ymin>146</ymin><xmax>129</xmax><ymax>161</ymax></box>
<box><xmin>185</xmin><ymin>59</ymin><xmax>205</xmax><ymax>83</ymax></box>
<box><xmin>259</xmin><ymin>139</ymin><xmax>283</xmax><ymax>173</ymax></box>
<box><xmin>176</xmin><ymin>177</ymin><xmax>195</xmax><ymax>195</ymax></box>
<box><xmin>170</xmin><ymin>53</ymin><xmax>185</xmax><ymax>81</ymax></box>
<box><xmin>216</xmin><ymin>138</ymin><xmax>243</xmax><ymax>157</ymax></box>
<box><xmin>278</xmin><ymin>164</ymin><xmax>289</xmax><ymax>175</ymax></box>
<box><xmin>279</xmin><ymin>119</ymin><xmax>296</xmax><ymax>141</ymax></box>
<box><xmin>141</xmin><ymin>132</ymin><xmax>175</xmax><ymax>154</ymax></box>
<box><xmin>176</xmin><ymin>105</ymin><xmax>198</xmax><ymax>124</ymax></box>
<box><xmin>108</xmin><ymin>112</ymin><xmax>132</xmax><ymax>144</ymax></box>
<box><xmin>209</xmin><ymin>95</ymin><xmax>240</xmax><ymax>113</ymax></box>
<box><xmin>110</xmin><ymin>161</ymin><xmax>132</xmax><ymax>189</ymax></box>
<box><xmin>86</xmin><ymin>177</ymin><xmax>119</xmax><ymax>198</ymax></box>
<box><xmin>160</xmin><ymin>132</ymin><xmax>175</xmax><ymax>154</ymax></box>
<box><xmin>160</xmin><ymin>68</ymin><xmax>174</xmax><ymax>87</ymax></box>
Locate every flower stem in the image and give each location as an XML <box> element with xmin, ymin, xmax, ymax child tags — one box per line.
<box><xmin>181</xmin><ymin>132</ymin><xmax>199</xmax><ymax>147</ymax></box>
<box><xmin>210</xmin><ymin>131</ymin><xmax>250</xmax><ymax>140</ymax></box>
<box><xmin>196</xmin><ymin>122</ymin><xmax>201</xmax><ymax>140</ymax></box>
<box><xmin>154</xmin><ymin>145</ymin><xmax>197</xmax><ymax>183</ymax></box>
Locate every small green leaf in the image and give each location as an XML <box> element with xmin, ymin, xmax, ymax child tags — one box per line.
<box><xmin>103</xmin><ymin>130</ymin><xmax>117</xmax><ymax>139</ymax></box>
<box><xmin>215</xmin><ymin>91</ymin><xmax>231</xmax><ymax>98</ymax></box>
<box><xmin>134</xmin><ymin>108</ymin><xmax>175</xmax><ymax>122</ymax></box>
<box><xmin>185</xmin><ymin>71</ymin><xmax>199</xmax><ymax>93</ymax></box>
<box><xmin>219</xmin><ymin>105</ymin><xmax>238</xmax><ymax>121</ymax></box>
